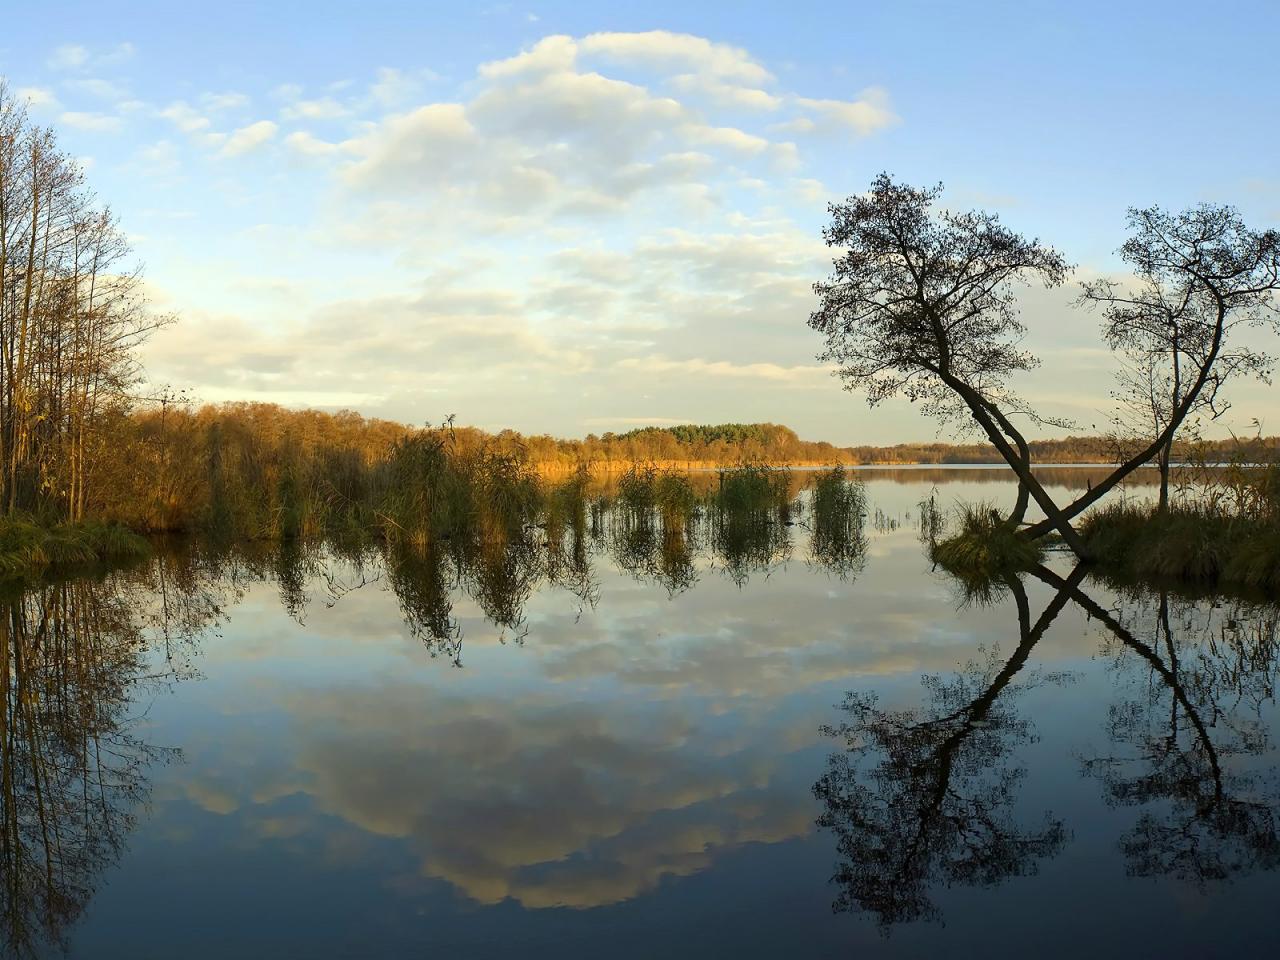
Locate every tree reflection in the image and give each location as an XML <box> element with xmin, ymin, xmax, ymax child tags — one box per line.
<box><xmin>0</xmin><ymin>561</ymin><xmax>225</xmax><ymax>957</ymax></box>
<box><xmin>1039</xmin><ymin>571</ymin><xmax>1280</xmax><ymax>883</ymax></box>
<box><xmin>817</xmin><ymin>562</ymin><xmax>1280</xmax><ymax>929</ymax></box>
<box><xmin>813</xmin><ymin>570</ymin><xmax>1076</xmax><ymax>926</ymax></box>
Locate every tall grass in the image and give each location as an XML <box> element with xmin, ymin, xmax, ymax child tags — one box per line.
<box><xmin>809</xmin><ymin>467</ymin><xmax>868</xmax><ymax>579</ymax></box>
<box><xmin>0</xmin><ymin>516</ymin><xmax>150</xmax><ymax>579</ymax></box>
<box><xmin>1078</xmin><ymin>453</ymin><xmax>1280</xmax><ymax>592</ymax></box>
<box><xmin>1081</xmin><ymin>502</ymin><xmax>1280</xmax><ymax>592</ymax></box>
<box><xmin>705</xmin><ymin>464</ymin><xmax>797</xmax><ymax>585</ymax></box>
<box><xmin>928</xmin><ymin>502</ymin><xmax>1045</xmax><ymax>589</ymax></box>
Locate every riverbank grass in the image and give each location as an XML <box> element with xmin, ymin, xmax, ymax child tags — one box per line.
<box><xmin>0</xmin><ymin>516</ymin><xmax>151</xmax><ymax>579</ymax></box>
<box><xmin>1080</xmin><ymin>503</ymin><xmax>1280</xmax><ymax>591</ymax></box>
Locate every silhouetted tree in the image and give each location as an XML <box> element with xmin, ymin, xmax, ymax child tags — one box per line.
<box><xmin>1023</xmin><ymin>205</ymin><xmax>1280</xmax><ymax>536</ymax></box>
<box><xmin>808</xmin><ymin>174</ymin><xmax>1086</xmax><ymax>553</ymax></box>
<box><xmin>812</xmin><ymin>176</ymin><xmax>1280</xmax><ymax>557</ymax></box>
<box><xmin>1080</xmin><ymin>204</ymin><xmax>1279</xmax><ymax>514</ymax></box>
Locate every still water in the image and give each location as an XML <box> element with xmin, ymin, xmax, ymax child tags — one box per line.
<box><xmin>4</xmin><ymin>468</ymin><xmax>1277</xmax><ymax>958</ymax></box>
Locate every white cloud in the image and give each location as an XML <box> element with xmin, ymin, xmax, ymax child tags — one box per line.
<box><xmin>59</xmin><ymin>110</ymin><xmax>122</xmax><ymax>133</ymax></box>
<box><xmin>271</xmin><ymin>83</ymin><xmax>304</xmax><ymax>101</ymax></box>
<box><xmin>284</xmin><ymin>130</ymin><xmax>344</xmax><ymax>157</ymax></box>
<box><xmin>681</xmin><ymin>124</ymin><xmax>769</xmax><ymax>154</ymax></box>
<box><xmin>479</xmin><ymin>34</ymin><xmax>578</xmax><ymax>79</ymax></box>
<box><xmin>616</xmin><ymin>356</ymin><xmax>834</xmax><ymax>383</ymax></box>
<box><xmin>14</xmin><ymin>86</ymin><xmax>59</xmax><ymax>109</ymax></box>
<box><xmin>46</xmin><ymin>41</ymin><xmax>134</xmax><ymax>71</ymax></box>
<box><xmin>790</xmin><ymin>87</ymin><xmax>898</xmax><ymax>135</ymax></box>
<box><xmin>129</xmin><ymin>32</ymin><xmax>916</xmax><ymax>439</ymax></box>
<box><xmin>220</xmin><ymin>119</ymin><xmax>279</xmax><ymax>157</ymax></box>
<box><xmin>670</xmin><ymin>74</ymin><xmax>782</xmax><ymax>111</ymax></box>
<box><xmin>368</xmin><ymin>67</ymin><xmax>431</xmax><ymax>107</ymax></box>
<box><xmin>342</xmin><ymin>103</ymin><xmax>475</xmax><ymax>187</ymax></box>
<box><xmin>281</xmin><ymin>97</ymin><xmax>350</xmax><ymax>121</ymax></box>
<box><xmin>580</xmin><ymin>30</ymin><xmax>773</xmax><ymax>85</ymax></box>
<box><xmin>159</xmin><ymin>100</ymin><xmax>212</xmax><ymax>134</ymax></box>
<box><xmin>202</xmin><ymin>91</ymin><xmax>250</xmax><ymax>112</ymax></box>
<box><xmin>47</xmin><ymin>44</ymin><xmax>89</xmax><ymax>70</ymax></box>
<box><xmin>68</xmin><ymin>77</ymin><xmax>129</xmax><ymax>100</ymax></box>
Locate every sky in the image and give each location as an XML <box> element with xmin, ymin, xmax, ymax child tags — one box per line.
<box><xmin>2</xmin><ymin>0</ymin><xmax>1278</xmax><ymax>445</ymax></box>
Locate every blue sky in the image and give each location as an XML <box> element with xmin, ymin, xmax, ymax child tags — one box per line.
<box><xmin>3</xmin><ymin>1</ymin><xmax>1277</xmax><ymax>443</ymax></box>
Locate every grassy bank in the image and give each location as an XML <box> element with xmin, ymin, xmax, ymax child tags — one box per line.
<box><xmin>0</xmin><ymin>516</ymin><xmax>151</xmax><ymax>580</ymax></box>
<box><xmin>1080</xmin><ymin>503</ymin><xmax>1280</xmax><ymax>592</ymax></box>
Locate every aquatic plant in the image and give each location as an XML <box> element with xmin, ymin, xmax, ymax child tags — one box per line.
<box><xmin>929</xmin><ymin>503</ymin><xmax>1046</xmax><ymax>588</ymax></box>
<box><xmin>808</xmin><ymin>467</ymin><xmax>868</xmax><ymax>579</ymax></box>
<box><xmin>1080</xmin><ymin>502</ymin><xmax>1280</xmax><ymax>592</ymax></box>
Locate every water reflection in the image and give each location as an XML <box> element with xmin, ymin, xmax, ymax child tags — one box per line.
<box><xmin>2</xmin><ymin>469</ymin><xmax>1279</xmax><ymax>957</ymax></box>
<box><xmin>0</xmin><ymin>568</ymin><xmax>216</xmax><ymax>957</ymax></box>
<box><xmin>813</xmin><ymin>570</ymin><xmax>1076</xmax><ymax>926</ymax></box>
<box><xmin>1060</xmin><ymin>577</ymin><xmax>1280</xmax><ymax>883</ymax></box>
<box><xmin>816</xmin><ymin>563</ymin><xmax>1280</xmax><ymax>930</ymax></box>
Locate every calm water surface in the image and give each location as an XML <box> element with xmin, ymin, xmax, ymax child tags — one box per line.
<box><xmin>4</xmin><ymin>468</ymin><xmax>1277</xmax><ymax>958</ymax></box>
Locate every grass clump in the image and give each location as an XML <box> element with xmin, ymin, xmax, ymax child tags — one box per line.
<box><xmin>614</xmin><ymin>464</ymin><xmax>699</xmax><ymax>525</ymax></box>
<box><xmin>1080</xmin><ymin>502</ymin><xmax>1280</xmax><ymax>592</ymax></box>
<box><xmin>809</xmin><ymin>467</ymin><xmax>868</xmax><ymax>579</ymax></box>
<box><xmin>705</xmin><ymin>464</ymin><xmax>797</xmax><ymax>585</ymax></box>
<box><xmin>929</xmin><ymin>503</ymin><xmax>1045</xmax><ymax>587</ymax></box>
<box><xmin>0</xmin><ymin>516</ymin><xmax>150</xmax><ymax>579</ymax></box>
<box><xmin>712</xmin><ymin>463</ymin><xmax>791</xmax><ymax>514</ymax></box>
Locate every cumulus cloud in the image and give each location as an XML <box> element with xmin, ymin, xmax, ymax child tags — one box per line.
<box><xmin>307</xmin><ymin>30</ymin><xmax>891</xmax><ymax>243</ymax></box>
<box><xmin>580</xmin><ymin>30</ymin><xmax>773</xmax><ymax>85</ymax></box>
<box><xmin>125</xmin><ymin>31</ymin><xmax>908</xmax><ymax>438</ymax></box>
<box><xmin>788</xmin><ymin>87</ymin><xmax>898</xmax><ymax>135</ymax></box>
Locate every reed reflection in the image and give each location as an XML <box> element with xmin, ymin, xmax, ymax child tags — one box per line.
<box><xmin>361</xmin><ymin>469</ymin><xmax>867</xmax><ymax>660</ymax></box>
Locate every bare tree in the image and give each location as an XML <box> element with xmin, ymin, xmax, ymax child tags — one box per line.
<box><xmin>1081</xmin><ymin>205</ymin><xmax>1276</xmax><ymax>514</ymax></box>
<box><xmin>0</xmin><ymin>82</ymin><xmax>169</xmax><ymax>521</ymax></box>
<box><xmin>1022</xmin><ymin>205</ymin><xmax>1280</xmax><ymax>538</ymax></box>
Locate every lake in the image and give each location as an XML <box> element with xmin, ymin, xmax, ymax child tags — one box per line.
<box><xmin>4</xmin><ymin>467</ymin><xmax>1277</xmax><ymax>958</ymax></box>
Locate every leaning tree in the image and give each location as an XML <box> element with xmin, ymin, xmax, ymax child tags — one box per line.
<box><xmin>808</xmin><ymin>174</ymin><xmax>1086</xmax><ymax>554</ymax></box>
<box><xmin>1063</xmin><ymin>204</ymin><xmax>1280</xmax><ymax>521</ymax></box>
<box><xmin>811</xmin><ymin>175</ymin><xmax>1280</xmax><ymax>558</ymax></box>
